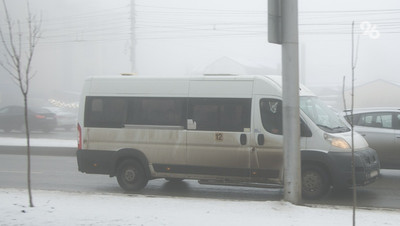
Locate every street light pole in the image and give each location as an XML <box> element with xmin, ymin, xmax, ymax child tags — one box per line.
<box><xmin>281</xmin><ymin>0</ymin><xmax>301</xmax><ymax>204</ymax></box>
<box><xmin>268</xmin><ymin>0</ymin><xmax>301</xmax><ymax>204</ymax></box>
<box><xmin>130</xmin><ymin>0</ymin><xmax>136</xmax><ymax>73</ymax></box>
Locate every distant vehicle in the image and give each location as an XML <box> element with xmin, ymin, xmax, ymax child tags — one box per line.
<box><xmin>344</xmin><ymin>108</ymin><xmax>400</xmax><ymax>169</ymax></box>
<box><xmin>43</xmin><ymin>107</ymin><xmax>76</xmax><ymax>131</ymax></box>
<box><xmin>0</xmin><ymin>105</ymin><xmax>57</xmax><ymax>133</ymax></box>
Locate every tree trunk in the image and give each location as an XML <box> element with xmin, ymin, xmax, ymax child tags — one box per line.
<box><xmin>23</xmin><ymin>94</ymin><xmax>34</xmax><ymax>207</ymax></box>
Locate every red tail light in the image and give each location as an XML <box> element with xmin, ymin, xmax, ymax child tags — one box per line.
<box><xmin>77</xmin><ymin>123</ymin><xmax>82</xmax><ymax>150</ymax></box>
<box><xmin>35</xmin><ymin>114</ymin><xmax>46</xmax><ymax>119</ymax></box>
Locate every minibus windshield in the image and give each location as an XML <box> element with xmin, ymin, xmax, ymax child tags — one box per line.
<box><xmin>300</xmin><ymin>96</ymin><xmax>350</xmax><ymax>133</ymax></box>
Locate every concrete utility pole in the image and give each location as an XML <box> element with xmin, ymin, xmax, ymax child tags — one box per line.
<box><xmin>130</xmin><ymin>0</ymin><xmax>136</xmax><ymax>73</ymax></box>
<box><xmin>268</xmin><ymin>0</ymin><xmax>301</xmax><ymax>204</ymax></box>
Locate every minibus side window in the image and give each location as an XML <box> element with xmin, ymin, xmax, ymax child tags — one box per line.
<box><xmin>85</xmin><ymin>97</ymin><xmax>127</xmax><ymax>128</ymax></box>
<box><xmin>188</xmin><ymin>98</ymin><xmax>251</xmax><ymax>132</ymax></box>
<box><xmin>127</xmin><ymin>98</ymin><xmax>186</xmax><ymax>127</ymax></box>
<box><xmin>260</xmin><ymin>99</ymin><xmax>283</xmax><ymax>135</ymax></box>
<box><xmin>85</xmin><ymin>97</ymin><xmax>187</xmax><ymax>128</ymax></box>
<box><xmin>260</xmin><ymin>98</ymin><xmax>312</xmax><ymax>137</ymax></box>
<box><xmin>191</xmin><ymin>103</ymin><xmax>219</xmax><ymax>131</ymax></box>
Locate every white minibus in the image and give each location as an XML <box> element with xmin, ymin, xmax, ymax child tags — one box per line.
<box><xmin>76</xmin><ymin>75</ymin><xmax>380</xmax><ymax>199</ymax></box>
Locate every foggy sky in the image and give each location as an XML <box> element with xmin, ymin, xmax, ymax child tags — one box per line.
<box><xmin>1</xmin><ymin>0</ymin><xmax>400</xmax><ymax>106</ymax></box>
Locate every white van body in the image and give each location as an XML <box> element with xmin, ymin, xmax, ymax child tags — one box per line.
<box><xmin>77</xmin><ymin>75</ymin><xmax>380</xmax><ymax>199</ymax></box>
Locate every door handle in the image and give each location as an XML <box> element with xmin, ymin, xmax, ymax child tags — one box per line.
<box><xmin>257</xmin><ymin>134</ymin><xmax>265</xmax><ymax>145</ymax></box>
<box><xmin>240</xmin><ymin>134</ymin><xmax>247</xmax><ymax>145</ymax></box>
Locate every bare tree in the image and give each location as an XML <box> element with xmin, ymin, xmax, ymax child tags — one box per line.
<box><xmin>0</xmin><ymin>0</ymin><xmax>41</xmax><ymax>207</ymax></box>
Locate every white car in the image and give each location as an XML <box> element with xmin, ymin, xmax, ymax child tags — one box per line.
<box><xmin>43</xmin><ymin>107</ymin><xmax>76</xmax><ymax>131</ymax></box>
<box><xmin>344</xmin><ymin>108</ymin><xmax>400</xmax><ymax>169</ymax></box>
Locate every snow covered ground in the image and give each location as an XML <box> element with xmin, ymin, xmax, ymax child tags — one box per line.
<box><xmin>1</xmin><ymin>137</ymin><xmax>399</xmax><ymax>225</ymax></box>
<box><xmin>1</xmin><ymin>188</ymin><xmax>399</xmax><ymax>226</ymax></box>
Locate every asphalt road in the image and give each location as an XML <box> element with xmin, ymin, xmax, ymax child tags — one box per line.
<box><xmin>0</xmin><ymin>151</ymin><xmax>399</xmax><ymax>209</ymax></box>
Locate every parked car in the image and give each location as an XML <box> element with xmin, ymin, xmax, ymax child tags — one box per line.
<box><xmin>0</xmin><ymin>105</ymin><xmax>57</xmax><ymax>133</ymax></box>
<box><xmin>42</xmin><ymin>107</ymin><xmax>76</xmax><ymax>131</ymax></box>
<box><xmin>344</xmin><ymin>108</ymin><xmax>400</xmax><ymax>169</ymax></box>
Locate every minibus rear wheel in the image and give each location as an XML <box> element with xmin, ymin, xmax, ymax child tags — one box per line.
<box><xmin>301</xmin><ymin>165</ymin><xmax>330</xmax><ymax>199</ymax></box>
<box><xmin>117</xmin><ymin>159</ymin><xmax>148</xmax><ymax>192</ymax></box>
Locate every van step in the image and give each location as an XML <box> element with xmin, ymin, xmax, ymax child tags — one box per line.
<box><xmin>198</xmin><ymin>179</ymin><xmax>283</xmax><ymax>189</ymax></box>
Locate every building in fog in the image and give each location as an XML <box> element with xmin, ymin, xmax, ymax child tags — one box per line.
<box><xmin>197</xmin><ymin>56</ymin><xmax>278</xmax><ymax>76</ymax></box>
<box><xmin>344</xmin><ymin>79</ymin><xmax>400</xmax><ymax>109</ymax></box>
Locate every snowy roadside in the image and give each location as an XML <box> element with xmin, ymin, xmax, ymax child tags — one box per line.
<box><xmin>1</xmin><ymin>189</ymin><xmax>399</xmax><ymax>226</ymax></box>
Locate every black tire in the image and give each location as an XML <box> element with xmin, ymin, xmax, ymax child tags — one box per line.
<box><xmin>302</xmin><ymin>165</ymin><xmax>330</xmax><ymax>199</ymax></box>
<box><xmin>165</xmin><ymin>178</ymin><xmax>184</xmax><ymax>183</ymax></box>
<box><xmin>116</xmin><ymin>159</ymin><xmax>148</xmax><ymax>192</ymax></box>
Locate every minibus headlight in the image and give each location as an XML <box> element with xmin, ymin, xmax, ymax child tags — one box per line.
<box><xmin>324</xmin><ymin>134</ymin><xmax>350</xmax><ymax>149</ymax></box>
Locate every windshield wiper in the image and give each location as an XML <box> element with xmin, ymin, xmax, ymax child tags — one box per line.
<box><xmin>317</xmin><ymin>124</ymin><xmax>350</xmax><ymax>133</ymax></box>
<box><xmin>316</xmin><ymin>124</ymin><xmax>334</xmax><ymax>132</ymax></box>
<box><xmin>332</xmin><ymin>126</ymin><xmax>350</xmax><ymax>132</ymax></box>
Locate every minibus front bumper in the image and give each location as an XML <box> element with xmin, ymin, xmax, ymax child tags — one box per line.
<box><xmin>328</xmin><ymin>147</ymin><xmax>380</xmax><ymax>189</ymax></box>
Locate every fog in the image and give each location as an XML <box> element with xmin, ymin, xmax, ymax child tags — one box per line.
<box><xmin>1</xmin><ymin>0</ymin><xmax>400</xmax><ymax>109</ymax></box>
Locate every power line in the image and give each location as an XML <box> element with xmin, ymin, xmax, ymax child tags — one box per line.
<box><xmin>4</xmin><ymin>3</ymin><xmax>400</xmax><ymax>45</ymax></box>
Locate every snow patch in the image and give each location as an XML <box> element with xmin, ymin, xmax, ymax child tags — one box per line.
<box><xmin>1</xmin><ymin>189</ymin><xmax>399</xmax><ymax>226</ymax></box>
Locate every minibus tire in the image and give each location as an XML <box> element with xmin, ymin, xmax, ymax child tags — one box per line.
<box><xmin>301</xmin><ymin>165</ymin><xmax>330</xmax><ymax>199</ymax></box>
<box><xmin>116</xmin><ymin>159</ymin><xmax>148</xmax><ymax>192</ymax></box>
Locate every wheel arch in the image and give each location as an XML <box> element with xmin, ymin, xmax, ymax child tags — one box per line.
<box><xmin>111</xmin><ymin>148</ymin><xmax>151</xmax><ymax>178</ymax></box>
<box><xmin>301</xmin><ymin>150</ymin><xmax>334</xmax><ymax>186</ymax></box>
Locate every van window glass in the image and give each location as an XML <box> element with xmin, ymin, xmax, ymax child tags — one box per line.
<box><xmin>347</xmin><ymin>114</ymin><xmax>360</xmax><ymax>125</ymax></box>
<box><xmin>356</xmin><ymin>112</ymin><xmax>393</xmax><ymax>129</ymax></box>
<box><xmin>381</xmin><ymin>114</ymin><xmax>392</xmax><ymax>128</ymax></box>
<box><xmin>188</xmin><ymin>98</ymin><xmax>251</xmax><ymax>132</ymax></box>
<box><xmin>91</xmin><ymin>99</ymin><xmax>103</xmax><ymax>112</ymax></box>
<box><xmin>85</xmin><ymin>97</ymin><xmax>186</xmax><ymax>128</ymax></box>
<box><xmin>85</xmin><ymin>97</ymin><xmax>127</xmax><ymax>128</ymax></box>
<box><xmin>300</xmin><ymin>96</ymin><xmax>349</xmax><ymax>133</ymax></box>
<box><xmin>260</xmin><ymin>99</ymin><xmax>283</xmax><ymax>135</ymax></box>
<box><xmin>395</xmin><ymin>113</ymin><xmax>400</xmax><ymax>130</ymax></box>
<box><xmin>192</xmin><ymin>104</ymin><xmax>219</xmax><ymax>131</ymax></box>
<box><xmin>127</xmin><ymin>98</ymin><xmax>186</xmax><ymax>126</ymax></box>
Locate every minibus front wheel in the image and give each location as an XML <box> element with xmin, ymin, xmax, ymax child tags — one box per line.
<box><xmin>117</xmin><ymin>159</ymin><xmax>148</xmax><ymax>192</ymax></box>
<box><xmin>301</xmin><ymin>165</ymin><xmax>330</xmax><ymax>199</ymax></box>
